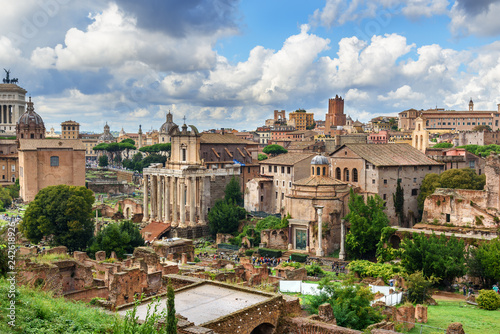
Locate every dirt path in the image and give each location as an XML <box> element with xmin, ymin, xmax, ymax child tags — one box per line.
<box><xmin>432</xmin><ymin>291</ymin><xmax>467</xmax><ymax>301</ymax></box>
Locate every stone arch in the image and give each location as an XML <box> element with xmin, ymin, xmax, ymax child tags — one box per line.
<box><xmin>323</xmin><ymin>167</ymin><xmax>326</xmax><ymax>175</ymax></box>
<box><xmin>125</xmin><ymin>207</ymin><xmax>131</xmax><ymax>219</ymax></box>
<box><xmin>316</xmin><ymin>167</ymin><xmax>320</xmax><ymax>175</ymax></box>
<box><xmin>343</xmin><ymin>168</ymin><xmax>349</xmax><ymax>182</ymax></box>
<box><xmin>335</xmin><ymin>167</ymin><xmax>341</xmax><ymax>180</ymax></box>
<box><xmin>250</xmin><ymin>322</ymin><xmax>275</xmax><ymax>334</ymax></box>
<box><xmin>352</xmin><ymin>168</ymin><xmax>358</xmax><ymax>182</ymax></box>
<box><xmin>389</xmin><ymin>234</ymin><xmax>401</xmax><ymax>249</ymax></box>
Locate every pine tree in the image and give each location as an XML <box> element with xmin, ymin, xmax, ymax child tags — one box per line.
<box><xmin>393</xmin><ymin>179</ymin><xmax>404</xmax><ymax>226</ymax></box>
<box><xmin>166</xmin><ymin>279</ymin><xmax>177</xmax><ymax>334</ymax></box>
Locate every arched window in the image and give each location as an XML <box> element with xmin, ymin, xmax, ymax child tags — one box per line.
<box><xmin>323</xmin><ymin>167</ymin><xmax>326</xmax><ymax>176</ymax></box>
<box><xmin>418</xmin><ymin>124</ymin><xmax>421</xmax><ymax>131</ymax></box>
<box><xmin>420</xmin><ymin>136</ymin><xmax>423</xmax><ymax>150</ymax></box>
<box><xmin>353</xmin><ymin>168</ymin><xmax>358</xmax><ymax>182</ymax></box>
<box><xmin>335</xmin><ymin>167</ymin><xmax>341</xmax><ymax>180</ymax></box>
<box><xmin>344</xmin><ymin>168</ymin><xmax>349</xmax><ymax>182</ymax></box>
<box><xmin>316</xmin><ymin>167</ymin><xmax>320</xmax><ymax>175</ymax></box>
<box><xmin>311</xmin><ymin>167</ymin><xmax>314</xmax><ymax>175</ymax></box>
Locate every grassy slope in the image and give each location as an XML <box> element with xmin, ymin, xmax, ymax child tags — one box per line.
<box><xmin>0</xmin><ymin>278</ymin><xmax>116</xmax><ymax>333</ymax></box>
<box><xmin>408</xmin><ymin>301</ymin><xmax>500</xmax><ymax>334</ymax></box>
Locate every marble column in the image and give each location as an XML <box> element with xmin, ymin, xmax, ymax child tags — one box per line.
<box><xmin>151</xmin><ymin>175</ymin><xmax>157</xmax><ymax>220</ymax></box>
<box><xmin>143</xmin><ymin>175</ymin><xmax>149</xmax><ymax>221</ymax></box>
<box><xmin>199</xmin><ymin>176</ymin><xmax>206</xmax><ymax>224</ymax></box>
<box><xmin>189</xmin><ymin>176</ymin><xmax>196</xmax><ymax>225</ymax></box>
<box><xmin>288</xmin><ymin>225</ymin><xmax>293</xmax><ymax>250</ymax></box>
<box><xmin>315</xmin><ymin>206</ymin><xmax>324</xmax><ymax>257</ymax></box>
<box><xmin>157</xmin><ymin>176</ymin><xmax>162</xmax><ymax>221</ymax></box>
<box><xmin>172</xmin><ymin>177</ymin><xmax>178</xmax><ymax>227</ymax></box>
<box><xmin>339</xmin><ymin>219</ymin><xmax>346</xmax><ymax>260</ymax></box>
<box><xmin>164</xmin><ymin>176</ymin><xmax>170</xmax><ymax>223</ymax></box>
<box><xmin>180</xmin><ymin>178</ymin><xmax>186</xmax><ymax>227</ymax></box>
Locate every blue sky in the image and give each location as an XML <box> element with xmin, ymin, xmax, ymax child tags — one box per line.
<box><xmin>1</xmin><ymin>0</ymin><xmax>500</xmax><ymax>133</ymax></box>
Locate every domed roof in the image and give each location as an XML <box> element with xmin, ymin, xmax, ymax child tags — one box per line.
<box><xmin>311</xmin><ymin>155</ymin><xmax>329</xmax><ymax>165</ymax></box>
<box><xmin>159</xmin><ymin>111</ymin><xmax>176</xmax><ymax>134</ymax></box>
<box><xmin>18</xmin><ymin>97</ymin><xmax>44</xmax><ymax>126</ymax></box>
<box><xmin>98</xmin><ymin>122</ymin><xmax>115</xmax><ymax>141</ymax></box>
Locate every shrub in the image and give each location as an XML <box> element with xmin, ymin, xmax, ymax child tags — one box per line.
<box><xmin>282</xmin><ymin>262</ymin><xmax>302</xmax><ymax>269</ymax></box>
<box><xmin>348</xmin><ymin>260</ymin><xmax>402</xmax><ymax>283</ymax></box>
<box><xmin>258</xmin><ymin>248</ymin><xmax>282</xmax><ymax>258</ymax></box>
<box><xmin>477</xmin><ymin>289</ymin><xmax>500</xmax><ymax>310</ymax></box>
<box><xmin>305</xmin><ymin>263</ymin><xmax>324</xmax><ymax>276</ymax></box>
<box><xmin>245</xmin><ymin>249</ymin><xmax>255</xmax><ymax>257</ymax></box>
<box><xmin>291</xmin><ymin>253</ymin><xmax>308</xmax><ymax>262</ymax></box>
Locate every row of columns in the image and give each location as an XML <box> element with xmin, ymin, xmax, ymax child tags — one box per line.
<box><xmin>0</xmin><ymin>105</ymin><xmax>13</xmax><ymax>124</ymax></box>
<box><xmin>143</xmin><ymin>174</ymin><xmax>206</xmax><ymax>227</ymax></box>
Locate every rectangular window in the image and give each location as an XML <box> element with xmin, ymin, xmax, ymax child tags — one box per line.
<box><xmin>268</xmin><ymin>166</ymin><xmax>272</xmax><ymax>172</ymax></box>
<box><xmin>413</xmin><ymin>177</ymin><xmax>417</xmax><ymax>183</ymax></box>
<box><xmin>281</xmin><ymin>193</ymin><xmax>284</xmax><ymax>200</ymax></box>
<box><xmin>281</xmin><ymin>166</ymin><xmax>285</xmax><ymax>174</ymax></box>
<box><xmin>383</xmin><ymin>194</ymin><xmax>386</xmax><ymax>200</ymax></box>
<box><xmin>384</xmin><ymin>179</ymin><xmax>387</xmax><ymax>184</ymax></box>
<box><xmin>412</xmin><ymin>189</ymin><xmax>418</xmax><ymax>196</ymax></box>
<box><xmin>469</xmin><ymin>160</ymin><xmax>475</xmax><ymax>168</ymax></box>
<box><xmin>248</xmin><ymin>167</ymin><xmax>251</xmax><ymax>173</ymax></box>
<box><xmin>275</xmin><ymin>192</ymin><xmax>278</xmax><ymax>199</ymax></box>
<box><xmin>50</xmin><ymin>156</ymin><xmax>59</xmax><ymax>167</ymax></box>
<box><xmin>372</xmin><ymin>179</ymin><xmax>375</xmax><ymax>184</ymax></box>
<box><xmin>287</xmin><ymin>167</ymin><xmax>291</xmax><ymax>174</ymax></box>
<box><xmin>11</xmin><ymin>165</ymin><xmax>14</xmax><ymax>172</ymax></box>
<box><xmin>274</xmin><ymin>166</ymin><xmax>277</xmax><ymax>173</ymax></box>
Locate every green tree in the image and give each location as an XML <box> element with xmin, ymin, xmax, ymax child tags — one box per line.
<box><xmin>166</xmin><ymin>279</ymin><xmax>177</xmax><ymax>334</ymax></box>
<box><xmin>0</xmin><ymin>187</ymin><xmax>12</xmax><ymax>209</ymax></box>
<box><xmin>98</xmin><ymin>155</ymin><xmax>109</xmax><ymax>167</ymax></box>
<box><xmin>105</xmin><ymin>142</ymin><xmax>121</xmax><ymax>164</ymax></box>
<box><xmin>224</xmin><ymin>177</ymin><xmax>243</xmax><ymax>206</ymax></box>
<box><xmin>393</xmin><ymin>179</ymin><xmax>404</xmax><ymax>226</ymax></box>
<box><xmin>406</xmin><ymin>271</ymin><xmax>440</xmax><ymax>304</ymax></box>
<box><xmin>433</xmin><ymin>142</ymin><xmax>453</xmax><ymax>148</ymax></box>
<box><xmin>258</xmin><ymin>153</ymin><xmax>268</xmax><ymax>161</ymax></box>
<box><xmin>401</xmin><ymin>232</ymin><xmax>466</xmax><ymax>286</ymax></box>
<box><xmin>417</xmin><ymin>173</ymin><xmax>440</xmax><ymax>211</ymax></box>
<box><xmin>472</xmin><ymin>124</ymin><xmax>492</xmax><ymax>132</ymax></box>
<box><xmin>477</xmin><ymin>290</ymin><xmax>500</xmax><ymax>310</ymax></box>
<box><xmin>207</xmin><ymin>199</ymin><xmax>246</xmax><ymax>236</ymax></box>
<box><xmin>304</xmin><ymin>279</ymin><xmax>382</xmax><ymax>330</ymax></box>
<box><xmin>88</xmin><ymin>220</ymin><xmax>144</xmax><ymax>259</ymax></box>
<box><xmin>20</xmin><ymin>185</ymin><xmax>95</xmax><ymax>252</ymax></box>
<box><xmin>262</xmin><ymin>144</ymin><xmax>287</xmax><ymax>157</ymax></box>
<box><xmin>467</xmin><ymin>238</ymin><xmax>500</xmax><ymax>287</ymax></box>
<box><xmin>458</xmin><ymin>144</ymin><xmax>500</xmax><ymax>157</ymax></box>
<box><xmin>121</xmin><ymin>138</ymin><xmax>135</xmax><ymax>145</ymax></box>
<box><xmin>344</xmin><ymin>189</ymin><xmax>389</xmax><ymax>259</ymax></box>
<box><xmin>139</xmin><ymin>143</ymin><xmax>171</xmax><ymax>156</ymax></box>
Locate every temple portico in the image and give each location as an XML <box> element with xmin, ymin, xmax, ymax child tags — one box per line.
<box><xmin>142</xmin><ymin>123</ymin><xmax>241</xmax><ymax>239</ymax></box>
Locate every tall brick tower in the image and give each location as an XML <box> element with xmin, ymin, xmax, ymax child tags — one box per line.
<box><xmin>325</xmin><ymin>95</ymin><xmax>346</xmax><ymax>135</ymax></box>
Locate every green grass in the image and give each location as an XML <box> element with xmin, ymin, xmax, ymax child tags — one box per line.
<box><xmin>0</xmin><ymin>278</ymin><xmax>117</xmax><ymax>333</ymax></box>
<box><xmin>31</xmin><ymin>253</ymin><xmax>73</xmax><ymax>264</ymax></box>
<box><xmin>407</xmin><ymin>301</ymin><xmax>500</xmax><ymax>334</ymax></box>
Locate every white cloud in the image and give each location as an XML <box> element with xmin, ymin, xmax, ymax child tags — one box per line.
<box><xmin>402</xmin><ymin>0</ymin><xmax>449</xmax><ymax>18</ymax></box>
<box><xmin>30</xmin><ymin>3</ymin><xmax>219</xmax><ymax>71</ymax></box>
<box><xmin>378</xmin><ymin>85</ymin><xmax>425</xmax><ymax>101</ymax></box>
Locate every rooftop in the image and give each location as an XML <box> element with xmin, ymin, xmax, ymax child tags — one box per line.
<box><xmin>259</xmin><ymin>153</ymin><xmax>315</xmax><ymax>166</ymax></box>
<box><xmin>332</xmin><ymin>143</ymin><xmax>442</xmax><ymax>167</ymax></box>
<box><xmin>200</xmin><ymin>133</ymin><xmax>256</xmax><ymax>145</ymax></box>
<box><xmin>18</xmin><ymin>139</ymin><xmax>86</xmax><ymax>151</ymax></box>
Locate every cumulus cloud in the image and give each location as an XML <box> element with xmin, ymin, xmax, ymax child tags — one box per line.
<box><xmin>378</xmin><ymin>85</ymin><xmax>425</xmax><ymax>102</ymax></box>
<box><xmin>30</xmin><ymin>3</ymin><xmax>220</xmax><ymax>71</ymax></box>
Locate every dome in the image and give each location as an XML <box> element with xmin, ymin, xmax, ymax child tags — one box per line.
<box><xmin>159</xmin><ymin>111</ymin><xmax>176</xmax><ymax>134</ymax></box>
<box><xmin>311</xmin><ymin>155</ymin><xmax>329</xmax><ymax>165</ymax></box>
<box><xmin>16</xmin><ymin>97</ymin><xmax>46</xmax><ymax>140</ymax></box>
<box><xmin>98</xmin><ymin>122</ymin><xmax>115</xmax><ymax>142</ymax></box>
<box><xmin>18</xmin><ymin>98</ymin><xmax>44</xmax><ymax>126</ymax></box>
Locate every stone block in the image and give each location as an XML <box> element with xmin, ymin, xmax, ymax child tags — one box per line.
<box><xmin>73</xmin><ymin>251</ymin><xmax>89</xmax><ymax>262</ymax></box>
<box><xmin>415</xmin><ymin>304</ymin><xmax>427</xmax><ymax>323</ymax></box>
<box><xmin>318</xmin><ymin>302</ymin><xmax>336</xmax><ymax>324</ymax></box>
<box><xmin>395</xmin><ymin>305</ymin><xmax>415</xmax><ymax>330</ymax></box>
<box><xmin>95</xmin><ymin>251</ymin><xmax>106</xmax><ymax>262</ymax></box>
<box><xmin>446</xmin><ymin>323</ymin><xmax>465</xmax><ymax>334</ymax></box>
<box><xmin>181</xmin><ymin>253</ymin><xmax>188</xmax><ymax>265</ymax></box>
<box><xmin>110</xmin><ymin>251</ymin><xmax>117</xmax><ymax>259</ymax></box>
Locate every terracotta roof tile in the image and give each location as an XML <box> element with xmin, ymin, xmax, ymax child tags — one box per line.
<box><xmin>141</xmin><ymin>221</ymin><xmax>171</xmax><ymax>243</ymax></box>
<box><xmin>260</xmin><ymin>153</ymin><xmax>315</xmax><ymax>166</ymax></box>
<box><xmin>332</xmin><ymin>143</ymin><xmax>442</xmax><ymax>166</ymax></box>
